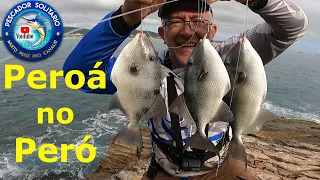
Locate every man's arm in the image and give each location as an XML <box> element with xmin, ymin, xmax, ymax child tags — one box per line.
<box><xmin>216</xmin><ymin>0</ymin><xmax>309</xmax><ymax>65</ymax></box>
<box><xmin>62</xmin><ymin>7</ymin><xmax>140</xmax><ymax>94</ymax></box>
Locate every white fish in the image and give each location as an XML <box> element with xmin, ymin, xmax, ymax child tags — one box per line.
<box><xmin>224</xmin><ymin>37</ymin><xmax>277</xmax><ymax>168</ymax></box>
<box><xmin>169</xmin><ymin>36</ymin><xmax>234</xmax><ymax>155</ymax></box>
<box><xmin>109</xmin><ymin>33</ymin><xmax>168</xmax><ymax>156</ymax></box>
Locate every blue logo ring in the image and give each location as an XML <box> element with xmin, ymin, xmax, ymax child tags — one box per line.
<box><xmin>2</xmin><ymin>1</ymin><xmax>64</xmax><ymax>61</ymax></box>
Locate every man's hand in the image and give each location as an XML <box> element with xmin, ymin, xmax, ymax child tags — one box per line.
<box><xmin>121</xmin><ymin>0</ymin><xmax>251</xmax><ymax>26</ymax></box>
<box><xmin>122</xmin><ymin>0</ymin><xmax>166</xmax><ymax>26</ymax></box>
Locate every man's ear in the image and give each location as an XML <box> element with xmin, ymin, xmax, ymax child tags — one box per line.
<box><xmin>209</xmin><ymin>24</ymin><xmax>217</xmax><ymax>41</ymax></box>
<box><xmin>158</xmin><ymin>26</ymin><xmax>166</xmax><ymax>44</ymax></box>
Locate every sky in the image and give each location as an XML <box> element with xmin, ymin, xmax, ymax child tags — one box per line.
<box><xmin>0</xmin><ymin>0</ymin><xmax>319</xmax><ymax>53</ymax></box>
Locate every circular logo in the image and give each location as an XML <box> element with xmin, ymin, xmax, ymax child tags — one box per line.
<box><xmin>2</xmin><ymin>1</ymin><xmax>64</xmax><ymax>61</ymax></box>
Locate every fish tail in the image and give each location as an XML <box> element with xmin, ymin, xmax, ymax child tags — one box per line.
<box><xmin>32</xmin><ymin>34</ymin><xmax>44</xmax><ymax>47</ymax></box>
<box><xmin>112</xmin><ymin>125</ymin><xmax>143</xmax><ymax>157</ymax></box>
<box><xmin>227</xmin><ymin>136</ymin><xmax>247</xmax><ymax>170</ymax></box>
<box><xmin>183</xmin><ymin>133</ymin><xmax>220</xmax><ymax>157</ymax></box>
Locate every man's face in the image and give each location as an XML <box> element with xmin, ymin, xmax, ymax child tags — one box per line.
<box><xmin>158</xmin><ymin>9</ymin><xmax>217</xmax><ymax>68</ymax></box>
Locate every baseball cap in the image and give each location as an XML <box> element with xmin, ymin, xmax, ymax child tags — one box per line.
<box><xmin>158</xmin><ymin>0</ymin><xmax>212</xmax><ymax>18</ymax></box>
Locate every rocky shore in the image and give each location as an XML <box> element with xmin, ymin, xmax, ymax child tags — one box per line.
<box><xmin>87</xmin><ymin>118</ymin><xmax>320</xmax><ymax>180</ymax></box>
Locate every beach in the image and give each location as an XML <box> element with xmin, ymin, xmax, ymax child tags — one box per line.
<box><xmin>87</xmin><ymin>118</ymin><xmax>320</xmax><ymax>180</ymax></box>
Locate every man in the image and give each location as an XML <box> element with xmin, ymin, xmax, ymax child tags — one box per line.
<box><xmin>63</xmin><ymin>0</ymin><xmax>308</xmax><ymax>179</ymax></box>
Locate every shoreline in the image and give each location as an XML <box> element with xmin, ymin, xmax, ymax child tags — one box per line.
<box><xmin>63</xmin><ymin>37</ymin><xmax>83</xmax><ymax>40</ymax></box>
<box><xmin>87</xmin><ymin>117</ymin><xmax>320</xmax><ymax>180</ymax></box>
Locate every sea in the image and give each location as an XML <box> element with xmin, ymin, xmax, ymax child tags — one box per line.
<box><xmin>0</xmin><ymin>38</ymin><xmax>319</xmax><ymax>180</ymax></box>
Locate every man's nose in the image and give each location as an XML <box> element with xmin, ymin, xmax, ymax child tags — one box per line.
<box><xmin>180</xmin><ymin>22</ymin><xmax>194</xmax><ymax>37</ymax></box>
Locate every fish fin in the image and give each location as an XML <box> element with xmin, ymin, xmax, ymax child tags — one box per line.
<box><xmin>161</xmin><ymin>65</ymin><xmax>172</xmax><ymax>78</ymax></box>
<box><xmin>227</xmin><ymin>136</ymin><xmax>247</xmax><ymax>170</ymax></box>
<box><xmin>183</xmin><ymin>133</ymin><xmax>220</xmax><ymax>157</ymax></box>
<box><xmin>109</xmin><ymin>92</ymin><xmax>120</xmax><ymax>110</ymax></box>
<box><xmin>169</xmin><ymin>94</ymin><xmax>194</xmax><ymax>125</ymax></box>
<box><xmin>222</xmin><ymin>92</ymin><xmax>232</xmax><ymax>106</ymax></box>
<box><xmin>244</xmin><ymin>108</ymin><xmax>277</xmax><ymax>135</ymax></box>
<box><xmin>153</xmin><ymin>116</ymin><xmax>164</xmax><ymax>129</ymax></box>
<box><xmin>109</xmin><ymin>92</ymin><xmax>128</xmax><ymax>116</ymax></box>
<box><xmin>140</xmin><ymin>95</ymin><xmax>167</xmax><ymax>121</ymax></box>
<box><xmin>112</xmin><ymin>125</ymin><xmax>143</xmax><ymax>157</ymax></box>
<box><xmin>211</xmin><ymin>101</ymin><xmax>234</xmax><ymax>123</ymax></box>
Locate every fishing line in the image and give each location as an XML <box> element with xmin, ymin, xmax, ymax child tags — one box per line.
<box><xmin>215</xmin><ymin>0</ymin><xmax>250</xmax><ymax>176</ymax></box>
<box><xmin>172</xmin><ymin>0</ymin><xmax>208</xmax><ymax>137</ymax></box>
<box><xmin>98</xmin><ymin>0</ymin><xmax>180</xmax><ymax>24</ymax></box>
<box><xmin>160</xmin><ymin>0</ymin><xmax>211</xmax><ymax>66</ymax></box>
<box><xmin>166</xmin><ymin>0</ymin><xmax>206</xmax><ymax>49</ymax></box>
<box><xmin>207</xmin><ymin>13</ymin><xmax>211</xmax><ymax>33</ymax></box>
<box><xmin>140</xmin><ymin>4</ymin><xmax>143</xmax><ymax>34</ymax></box>
<box><xmin>100</xmin><ymin>0</ymin><xmax>211</xmax><ymax>51</ymax></box>
<box><xmin>142</xmin><ymin>22</ymin><xmax>154</xmax><ymax>38</ymax></box>
<box><xmin>141</xmin><ymin>0</ymin><xmax>202</xmax><ymax>45</ymax></box>
<box><xmin>139</xmin><ymin>8</ymin><xmax>158</xmax><ymax>39</ymax></box>
<box><xmin>162</xmin><ymin>0</ymin><xmax>213</xmax><ymax>63</ymax></box>
<box><xmin>137</xmin><ymin>3</ymin><xmax>155</xmax><ymax>39</ymax></box>
<box><xmin>98</xmin><ymin>0</ymin><xmax>206</xmax><ymax>50</ymax></box>
<box><xmin>229</xmin><ymin>0</ymin><xmax>250</xmax><ymax>109</ymax></box>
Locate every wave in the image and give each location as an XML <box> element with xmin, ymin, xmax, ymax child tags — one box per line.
<box><xmin>0</xmin><ymin>109</ymin><xmax>128</xmax><ymax>180</ymax></box>
<box><xmin>262</xmin><ymin>101</ymin><xmax>320</xmax><ymax>123</ymax></box>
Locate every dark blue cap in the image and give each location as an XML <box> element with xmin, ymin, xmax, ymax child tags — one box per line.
<box><xmin>158</xmin><ymin>0</ymin><xmax>212</xmax><ymax>18</ymax></box>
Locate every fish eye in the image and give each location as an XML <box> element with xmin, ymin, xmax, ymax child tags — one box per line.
<box><xmin>130</xmin><ymin>63</ymin><xmax>138</xmax><ymax>74</ymax></box>
<box><xmin>238</xmin><ymin>72</ymin><xmax>245</xmax><ymax>80</ymax></box>
<box><xmin>149</xmin><ymin>56</ymin><xmax>156</xmax><ymax>61</ymax></box>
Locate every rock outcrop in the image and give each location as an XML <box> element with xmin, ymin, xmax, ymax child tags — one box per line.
<box><xmin>246</xmin><ymin>118</ymin><xmax>320</xmax><ymax>180</ymax></box>
<box><xmin>87</xmin><ymin>118</ymin><xmax>320</xmax><ymax>180</ymax></box>
<box><xmin>87</xmin><ymin>128</ymin><xmax>152</xmax><ymax>180</ymax></box>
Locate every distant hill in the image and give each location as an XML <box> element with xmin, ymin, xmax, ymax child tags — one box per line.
<box><xmin>130</xmin><ymin>30</ymin><xmax>160</xmax><ymax>38</ymax></box>
<box><xmin>64</xmin><ymin>27</ymin><xmax>79</xmax><ymax>33</ymax></box>
<box><xmin>0</xmin><ymin>27</ymin><xmax>224</xmax><ymax>42</ymax></box>
<box><xmin>0</xmin><ymin>27</ymin><xmax>159</xmax><ymax>40</ymax></box>
<box><xmin>62</xmin><ymin>26</ymin><xmax>159</xmax><ymax>38</ymax></box>
<box><xmin>62</xmin><ymin>27</ymin><xmax>89</xmax><ymax>36</ymax></box>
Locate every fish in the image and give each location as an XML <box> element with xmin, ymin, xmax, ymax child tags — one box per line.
<box><xmin>109</xmin><ymin>33</ymin><xmax>169</xmax><ymax>156</ymax></box>
<box><xmin>21</xmin><ymin>13</ymin><xmax>47</xmax><ymax>47</ymax></box>
<box><xmin>169</xmin><ymin>35</ymin><xmax>234</xmax><ymax>155</ymax></box>
<box><xmin>224</xmin><ymin>37</ymin><xmax>277</xmax><ymax>168</ymax></box>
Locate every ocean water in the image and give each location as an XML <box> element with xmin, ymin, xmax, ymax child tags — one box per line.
<box><xmin>0</xmin><ymin>38</ymin><xmax>319</xmax><ymax>179</ymax></box>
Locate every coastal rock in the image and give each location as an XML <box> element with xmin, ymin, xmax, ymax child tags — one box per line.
<box><xmin>88</xmin><ymin>118</ymin><xmax>320</xmax><ymax>180</ymax></box>
<box><xmin>87</xmin><ymin>128</ymin><xmax>152</xmax><ymax>180</ymax></box>
<box><xmin>245</xmin><ymin>118</ymin><xmax>320</xmax><ymax>180</ymax></box>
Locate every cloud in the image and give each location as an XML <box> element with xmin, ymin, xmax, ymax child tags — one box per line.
<box><xmin>210</xmin><ymin>0</ymin><xmax>319</xmax><ymax>40</ymax></box>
